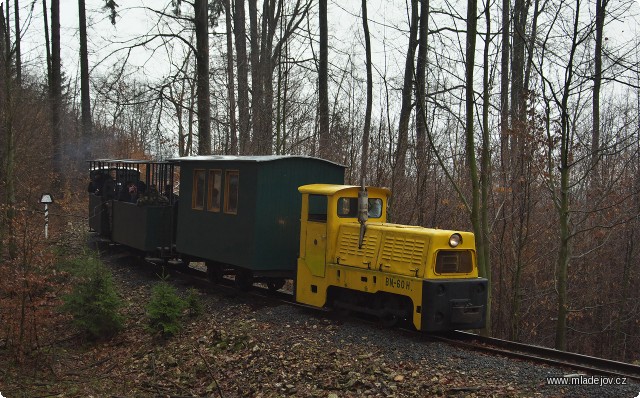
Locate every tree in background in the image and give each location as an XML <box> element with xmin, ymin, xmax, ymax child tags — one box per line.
<box><xmin>534</xmin><ymin>0</ymin><xmax>586</xmax><ymax>350</ymax></box>
<box><xmin>479</xmin><ymin>0</ymin><xmax>492</xmax><ymax>335</ymax></box>
<box><xmin>245</xmin><ymin>0</ymin><xmax>311</xmax><ymax>155</ymax></box>
<box><xmin>235</xmin><ymin>0</ymin><xmax>250</xmax><ymax>154</ymax></box>
<box><xmin>13</xmin><ymin>0</ymin><xmax>20</xmax><ymax>85</ymax></box>
<box><xmin>79</xmin><ymin>0</ymin><xmax>92</xmax><ymax>158</ymax></box>
<box><xmin>0</xmin><ymin>3</ymin><xmax>16</xmax><ymax>257</ymax></box>
<box><xmin>462</xmin><ymin>0</ymin><xmax>491</xmax><ymax>334</ymax></box>
<box><xmin>590</xmin><ymin>0</ymin><xmax>609</xmax><ymax>188</ymax></box>
<box><xmin>359</xmin><ymin>0</ymin><xmax>372</xmax><ymax>180</ymax></box>
<box><xmin>414</xmin><ymin>0</ymin><xmax>428</xmax><ymax>225</ymax></box>
<box><xmin>194</xmin><ymin>0</ymin><xmax>211</xmax><ymax>155</ymax></box>
<box><xmin>390</xmin><ymin>0</ymin><xmax>418</xmax><ymax>220</ymax></box>
<box><xmin>49</xmin><ymin>0</ymin><xmax>62</xmax><ymax>182</ymax></box>
<box><xmin>318</xmin><ymin>0</ymin><xmax>329</xmax><ymax>159</ymax></box>
<box><xmin>224</xmin><ymin>0</ymin><xmax>238</xmax><ymax>154</ymax></box>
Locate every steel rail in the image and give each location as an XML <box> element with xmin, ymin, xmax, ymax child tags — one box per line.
<box><xmin>428</xmin><ymin>331</ymin><xmax>640</xmax><ymax>382</ymax></box>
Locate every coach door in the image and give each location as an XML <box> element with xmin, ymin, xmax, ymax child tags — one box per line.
<box><xmin>304</xmin><ymin>194</ymin><xmax>328</xmax><ymax>277</ymax></box>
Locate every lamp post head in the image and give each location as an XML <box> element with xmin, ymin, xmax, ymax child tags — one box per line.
<box><xmin>40</xmin><ymin>193</ymin><xmax>54</xmax><ymax>204</ymax></box>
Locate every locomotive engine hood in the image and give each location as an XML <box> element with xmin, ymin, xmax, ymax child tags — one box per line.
<box><xmin>333</xmin><ymin>222</ymin><xmax>478</xmax><ymax>280</ymax></box>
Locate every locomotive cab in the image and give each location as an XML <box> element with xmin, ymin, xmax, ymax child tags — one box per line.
<box><xmin>296</xmin><ymin>184</ymin><xmax>488</xmax><ymax>331</ymax></box>
<box><xmin>297</xmin><ymin>184</ymin><xmax>390</xmax><ymax>280</ymax></box>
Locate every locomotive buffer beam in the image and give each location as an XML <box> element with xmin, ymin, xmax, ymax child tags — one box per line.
<box><xmin>450</xmin><ymin>300</ymin><xmax>483</xmax><ymax>324</ymax></box>
<box><xmin>332</xmin><ymin>298</ymin><xmax>405</xmax><ymax>319</ymax></box>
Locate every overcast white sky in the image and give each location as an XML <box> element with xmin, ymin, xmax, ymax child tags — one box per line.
<box><xmin>5</xmin><ymin>0</ymin><xmax>640</xmax><ymax>98</ymax></box>
<box><xmin>8</xmin><ymin>0</ymin><xmax>409</xmax><ymax>85</ymax></box>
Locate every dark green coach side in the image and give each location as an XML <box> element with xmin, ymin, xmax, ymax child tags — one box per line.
<box><xmin>170</xmin><ymin>155</ymin><xmax>345</xmax><ymax>276</ymax></box>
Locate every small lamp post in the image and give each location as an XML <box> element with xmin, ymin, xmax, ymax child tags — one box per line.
<box><xmin>40</xmin><ymin>193</ymin><xmax>54</xmax><ymax>239</ymax></box>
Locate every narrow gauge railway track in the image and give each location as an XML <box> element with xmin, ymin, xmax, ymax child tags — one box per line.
<box><xmin>426</xmin><ymin>331</ymin><xmax>640</xmax><ymax>383</ymax></box>
<box><xmin>104</xmin><ymin>247</ymin><xmax>640</xmax><ymax>384</ymax></box>
<box><xmin>97</xmin><ymin>242</ymin><xmax>301</xmax><ymax>307</ymax></box>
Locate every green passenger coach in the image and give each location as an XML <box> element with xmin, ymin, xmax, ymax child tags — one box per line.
<box><xmin>170</xmin><ymin>155</ymin><xmax>345</xmax><ymax>287</ymax></box>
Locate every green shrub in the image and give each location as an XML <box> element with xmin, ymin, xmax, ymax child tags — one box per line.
<box><xmin>147</xmin><ymin>282</ymin><xmax>187</xmax><ymax>337</ymax></box>
<box><xmin>186</xmin><ymin>288</ymin><xmax>203</xmax><ymax>317</ymax></box>
<box><xmin>62</xmin><ymin>255</ymin><xmax>124</xmax><ymax>339</ymax></box>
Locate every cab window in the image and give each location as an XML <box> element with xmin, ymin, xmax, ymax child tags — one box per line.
<box><xmin>224</xmin><ymin>170</ymin><xmax>239</xmax><ymax>214</ymax></box>
<box><xmin>192</xmin><ymin>169</ymin><xmax>205</xmax><ymax>210</ymax></box>
<box><xmin>336</xmin><ymin>197</ymin><xmax>383</xmax><ymax>218</ymax></box>
<box><xmin>337</xmin><ymin>197</ymin><xmax>358</xmax><ymax>217</ymax></box>
<box><xmin>308</xmin><ymin>195</ymin><xmax>327</xmax><ymax>222</ymax></box>
<box><xmin>367</xmin><ymin>198</ymin><xmax>383</xmax><ymax>218</ymax></box>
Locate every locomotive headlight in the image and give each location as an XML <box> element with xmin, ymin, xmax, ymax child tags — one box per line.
<box><xmin>449</xmin><ymin>233</ymin><xmax>462</xmax><ymax>247</ymax></box>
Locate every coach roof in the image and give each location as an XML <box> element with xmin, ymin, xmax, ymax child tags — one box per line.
<box><xmin>167</xmin><ymin>154</ymin><xmax>344</xmax><ymax>167</ymax></box>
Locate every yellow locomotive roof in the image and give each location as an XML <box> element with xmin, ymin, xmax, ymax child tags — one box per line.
<box><xmin>363</xmin><ymin>221</ymin><xmax>472</xmax><ymax>236</ymax></box>
<box><xmin>299</xmin><ymin>184</ymin><xmax>391</xmax><ymax>197</ymax></box>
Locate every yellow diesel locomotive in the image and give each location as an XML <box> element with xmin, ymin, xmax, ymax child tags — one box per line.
<box><xmin>295</xmin><ymin>184</ymin><xmax>487</xmax><ymax>331</ymax></box>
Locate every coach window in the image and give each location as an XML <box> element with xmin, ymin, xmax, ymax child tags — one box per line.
<box><xmin>308</xmin><ymin>194</ymin><xmax>328</xmax><ymax>222</ymax></box>
<box><xmin>224</xmin><ymin>170</ymin><xmax>239</xmax><ymax>214</ymax></box>
<box><xmin>207</xmin><ymin>169</ymin><xmax>222</xmax><ymax>212</ymax></box>
<box><xmin>192</xmin><ymin>169</ymin><xmax>206</xmax><ymax>210</ymax></box>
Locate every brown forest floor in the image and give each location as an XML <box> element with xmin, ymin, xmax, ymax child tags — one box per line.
<box><xmin>1</xmin><ymin>245</ymin><xmax>639</xmax><ymax>397</ymax></box>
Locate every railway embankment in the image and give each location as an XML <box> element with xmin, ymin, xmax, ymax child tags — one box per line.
<box><xmin>2</xmin><ymin>249</ymin><xmax>639</xmax><ymax>397</ymax></box>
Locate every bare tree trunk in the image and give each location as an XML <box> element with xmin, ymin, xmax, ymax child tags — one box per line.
<box><xmin>591</xmin><ymin>0</ymin><xmax>608</xmax><ymax>176</ymax></box>
<box><xmin>235</xmin><ymin>0</ymin><xmax>250</xmax><ymax>154</ymax></box>
<box><xmin>173</xmin><ymin>49</ymin><xmax>192</xmax><ymax>156</ymax></box>
<box><xmin>224</xmin><ymin>0</ymin><xmax>238</xmax><ymax>155</ymax></box>
<box><xmin>523</xmin><ymin>0</ymin><xmax>540</xmax><ymax>93</ymax></box>
<box><xmin>318</xmin><ymin>0</ymin><xmax>329</xmax><ymax>159</ymax></box>
<box><xmin>261</xmin><ymin>56</ymin><xmax>274</xmax><ymax>155</ymax></box>
<box><xmin>507</xmin><ymin>0</ymin><xmax>535</xmax><ymax>343</ymax></box>
<box><xmin>507</xmin><ymin>2</ymin><xmax>529</xmax><ymax>302</ymax></box>
<box><xmin>43</xmin><ymin>0</ymin><xmax>51</xmax><ymax>84</ymax></box>
<box><xmin>360</xmin><ymin>0</ymin><xmax>373</xmax><ymax>179</ymax></box>
<box><xmin>520</xmin><ymin>10</ymin><xmax>541</xmax><ymax>318</ymax></box>
<box><xmin>555</xmin><ymin>164</ymin><xmax>570</xmax><ymax>351</ymax></box>
<box><xmin>497</xmin><ymin>0</ymin><xmax>510</xmax><ymax>331</ymax></box>
<box><xmin>275</xmin><ymin>13</ymin><xmax>286</xmax><ymax>155</ymax></box>
<box><xmin>194</xmin><ymin>0</ymin><xmax>211</xmax><ymax>155</ymax></box>
<box><xmin>0</xmin><ymin>4</ymin><xmax>16</xmax><ymax>257</ymax></box>
<box><xmin>13</xmin><ymin>0</ymin><xmax>20</xmax><ymax>85</ymax></box>
<box><xmin>187</xmin><ymin>76</ymin><xmax>195</xmax><ymax>156</ymax></box>
<box><xmin>79</xmin><ymin>0</ymin><xmax>92</xmax><ymax>158</ymax></box>
<box><xmin>511</xmin><ymin>0</ymin><xmax>527</xmax><ymax>155</ymax></box>
<box><xmin>50</xmin><ymin>0</ymin><xmax>62</xmax><ymax>183</ymax></box>
<box><xmin>464</xmin><ymin>0</ymin><xmax>482</xmax><ymax>275</ymax></box>
<box><xmin>554</xmin><ymin>0</ymin><xmax>581</xmax><ymax>351</ymax></box>
<box><xmin>258</xmin><ymin>0</ymin><xmax>277</xmax><ymax>155</ymax></box>
<box><xmin>175</xmin><ymin>85</ymin><xmax>185</xmax><ymax>156</ymax></box>
<box><xmin>480</xmin><ymin>0</ymin><xmax>492</xmax><ymax>336</ymax></box>
<box><xmin>249</xmin><ymin>0</ymin><xmax>261</xmax><ymax>153</ymax></box>
<box><xmin>499</xmin><ymin>0</ymin><xmax>510</xmax><ymax>170</ymax></box>
<box><xmin>4</xmin><ymin>2</ymin><xmax>9</xmax><ymax>49</ymax></box>
<box><xmin>391</xmin><ymin>0</ymin><xmax>418</xmax><ymax>217</ymax></box>
<box><xmin>415</xmin><ymin>0</ymin><xmax>428</xmax><ymax>225</ymax></box>
<box><xmin>0</xmin><ymin>5</ymin><xmax>4</xmax><ymax>177</ymax></box>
